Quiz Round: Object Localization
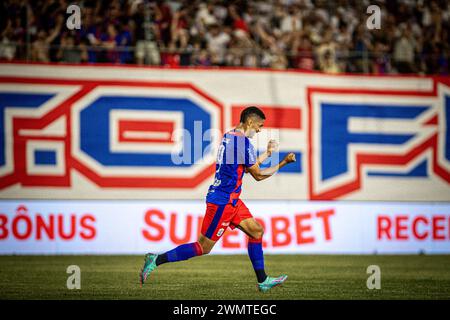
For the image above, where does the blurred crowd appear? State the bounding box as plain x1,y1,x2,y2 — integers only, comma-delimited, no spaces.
0,0,449,75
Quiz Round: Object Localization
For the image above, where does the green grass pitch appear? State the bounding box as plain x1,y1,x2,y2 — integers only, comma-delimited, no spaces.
1,255,449,299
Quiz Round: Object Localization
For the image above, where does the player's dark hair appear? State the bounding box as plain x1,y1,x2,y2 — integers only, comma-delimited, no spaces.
240,106,266,123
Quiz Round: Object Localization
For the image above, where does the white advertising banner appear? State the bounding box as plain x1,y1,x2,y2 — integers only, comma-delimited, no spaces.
0,200,449,255
0,63,449,201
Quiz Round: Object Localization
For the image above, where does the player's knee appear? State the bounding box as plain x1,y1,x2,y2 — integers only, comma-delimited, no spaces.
253,224,264,240
198,240,213,255
200,243,212,255
255,229,264,240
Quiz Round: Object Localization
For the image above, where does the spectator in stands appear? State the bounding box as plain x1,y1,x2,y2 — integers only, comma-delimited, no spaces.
116,22,133,64
170,4,192,66
351,25,373,73
154,0,173,47
371,40,391,75
57,32,87,63
161,41,180,67
270,49,288,70
318,49,339,74
192,40,211,66
171,5,190,50
316,28,340,73
131,1,160,65
0,19,17,61
100,23,120,63
31,14,63,62
291,34,314,70
193,49,211,66
206,23,230,66
280,4,302,35
196,2,218,34
393,25,416,74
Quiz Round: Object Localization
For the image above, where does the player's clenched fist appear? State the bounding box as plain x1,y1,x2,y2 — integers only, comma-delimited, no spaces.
267,139,278,156
284,152,296,163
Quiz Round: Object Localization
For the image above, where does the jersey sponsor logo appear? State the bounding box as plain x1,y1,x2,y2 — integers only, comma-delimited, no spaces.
0,77,223,190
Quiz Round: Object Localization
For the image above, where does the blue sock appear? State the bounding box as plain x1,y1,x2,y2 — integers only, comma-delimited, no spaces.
157,242,203,265
248,238,267,283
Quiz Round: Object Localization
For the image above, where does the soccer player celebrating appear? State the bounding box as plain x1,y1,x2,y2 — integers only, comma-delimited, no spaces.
140,106,296,292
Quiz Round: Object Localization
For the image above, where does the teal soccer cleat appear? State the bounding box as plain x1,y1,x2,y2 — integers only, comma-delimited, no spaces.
139,253,158,286
258,275,288,293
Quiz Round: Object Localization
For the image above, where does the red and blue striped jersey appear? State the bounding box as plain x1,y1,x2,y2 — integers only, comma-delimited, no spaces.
206,129,257,206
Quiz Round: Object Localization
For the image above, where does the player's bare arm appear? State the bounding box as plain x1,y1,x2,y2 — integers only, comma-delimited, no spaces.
247,152,296,181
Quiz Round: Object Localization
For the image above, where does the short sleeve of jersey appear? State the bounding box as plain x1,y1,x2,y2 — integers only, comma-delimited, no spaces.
241,137,257,168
